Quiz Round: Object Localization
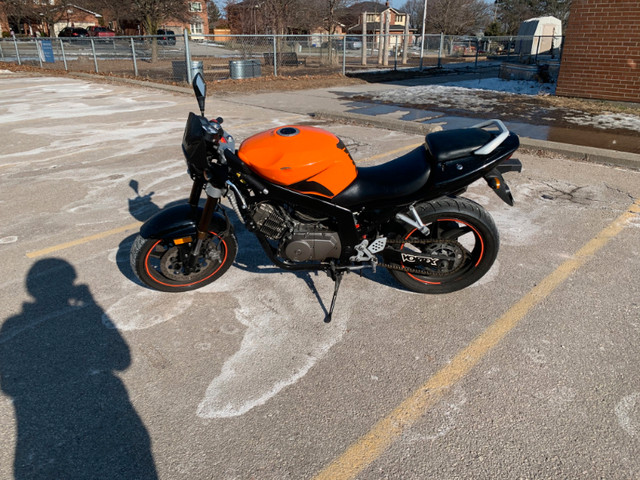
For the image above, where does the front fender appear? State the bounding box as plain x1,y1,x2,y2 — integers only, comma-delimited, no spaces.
139,204,231,240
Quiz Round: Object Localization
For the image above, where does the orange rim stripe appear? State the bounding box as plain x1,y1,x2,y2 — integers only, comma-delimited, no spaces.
144,232,228,288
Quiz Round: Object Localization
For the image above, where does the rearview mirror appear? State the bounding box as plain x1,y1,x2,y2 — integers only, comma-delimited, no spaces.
192,73,206,116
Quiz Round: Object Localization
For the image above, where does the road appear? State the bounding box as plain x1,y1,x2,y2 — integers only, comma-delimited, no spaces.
1,71,639,479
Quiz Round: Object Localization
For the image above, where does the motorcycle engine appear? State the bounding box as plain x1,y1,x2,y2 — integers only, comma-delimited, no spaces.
251,202,341,262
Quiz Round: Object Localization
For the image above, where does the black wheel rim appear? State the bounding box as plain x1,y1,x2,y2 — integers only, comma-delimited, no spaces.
144,233,228,288
400,218,485,285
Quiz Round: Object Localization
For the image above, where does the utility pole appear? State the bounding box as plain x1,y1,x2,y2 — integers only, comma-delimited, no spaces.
419,0,427,70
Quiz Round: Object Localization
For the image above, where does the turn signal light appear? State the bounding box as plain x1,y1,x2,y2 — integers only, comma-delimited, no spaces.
173,236,193,245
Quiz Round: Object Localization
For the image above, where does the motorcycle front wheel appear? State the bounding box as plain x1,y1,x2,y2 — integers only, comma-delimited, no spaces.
385,197,499,294
130,231,237,292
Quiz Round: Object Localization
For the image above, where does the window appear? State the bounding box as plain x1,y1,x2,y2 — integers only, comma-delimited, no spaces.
189,2,202,12
190,22,204,34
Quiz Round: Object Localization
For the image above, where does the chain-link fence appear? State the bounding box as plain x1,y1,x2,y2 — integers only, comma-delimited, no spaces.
0,32,563,84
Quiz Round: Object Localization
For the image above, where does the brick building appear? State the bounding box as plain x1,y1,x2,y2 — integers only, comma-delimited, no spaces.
0,1,208,39
556,0,640,103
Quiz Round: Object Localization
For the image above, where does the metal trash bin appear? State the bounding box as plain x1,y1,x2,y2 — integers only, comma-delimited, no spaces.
229,59,261,79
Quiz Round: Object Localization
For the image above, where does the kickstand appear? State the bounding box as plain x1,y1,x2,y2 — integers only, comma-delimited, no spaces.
325,266,344,324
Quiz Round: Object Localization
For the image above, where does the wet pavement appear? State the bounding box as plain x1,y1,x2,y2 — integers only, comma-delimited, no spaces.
340,75,640,155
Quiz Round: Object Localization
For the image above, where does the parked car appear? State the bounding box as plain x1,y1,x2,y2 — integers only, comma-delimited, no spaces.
58,27,89,40
87,26,115,40
345,36,363,50
323,36,363,50
156,29,176,46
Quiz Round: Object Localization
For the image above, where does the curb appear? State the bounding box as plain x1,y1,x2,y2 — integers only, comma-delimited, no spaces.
313,110,443,136
69,72,192,95
314,111,640,171
517,137,640,171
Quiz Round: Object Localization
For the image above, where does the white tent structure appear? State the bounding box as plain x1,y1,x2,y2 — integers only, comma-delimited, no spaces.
515,16,562,56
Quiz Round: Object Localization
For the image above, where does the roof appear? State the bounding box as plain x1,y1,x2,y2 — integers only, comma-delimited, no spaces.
64,4,102,18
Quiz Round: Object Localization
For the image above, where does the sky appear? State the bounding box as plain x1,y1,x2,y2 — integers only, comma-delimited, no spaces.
388,0,494,9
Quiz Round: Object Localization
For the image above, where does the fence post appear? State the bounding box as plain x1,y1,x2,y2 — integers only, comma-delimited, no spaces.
507,36,512,61
402,24,409,65
419,0,427,70
342,35,346,75
131,37,138,77
0,42,4,60
377,16,383,65
59,39,68,71
90,38,98,73
382,12,390,66
438,33,444,68
394,41,398,70
184,30,193,84
272,35,277,77
361,12,367,66
13,36,21,65
36,39,43,68
474,38,479,71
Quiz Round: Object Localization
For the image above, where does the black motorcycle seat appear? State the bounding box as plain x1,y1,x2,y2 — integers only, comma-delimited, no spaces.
426,128,494,163
331,145,430,208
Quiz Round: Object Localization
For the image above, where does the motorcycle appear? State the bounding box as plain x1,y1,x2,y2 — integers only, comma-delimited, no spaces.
130,73,522,322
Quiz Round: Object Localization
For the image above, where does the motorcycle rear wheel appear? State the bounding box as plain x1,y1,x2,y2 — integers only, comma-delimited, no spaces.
385,197,499,294
130,231,237,292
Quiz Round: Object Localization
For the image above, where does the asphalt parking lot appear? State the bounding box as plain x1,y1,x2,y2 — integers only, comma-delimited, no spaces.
1,71,640,479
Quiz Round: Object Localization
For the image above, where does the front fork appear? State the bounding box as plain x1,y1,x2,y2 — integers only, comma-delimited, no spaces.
185,179,220,271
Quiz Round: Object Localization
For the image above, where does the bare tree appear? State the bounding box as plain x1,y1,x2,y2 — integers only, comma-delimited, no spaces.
425,0,490,35
261,0,299,34
495,0,571,35
75,0,132,34
1,0,39,34
129,0,192,61
207,0,221,28
399,0,423,29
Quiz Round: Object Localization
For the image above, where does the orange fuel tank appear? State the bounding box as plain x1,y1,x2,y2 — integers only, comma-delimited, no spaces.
237,125,357,198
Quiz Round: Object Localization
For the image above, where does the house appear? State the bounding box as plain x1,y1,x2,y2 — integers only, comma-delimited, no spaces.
347,2,412,48
105,1,209,39
0,1,208,39
181,1,209,39
51,5,102,36
0,2,101,37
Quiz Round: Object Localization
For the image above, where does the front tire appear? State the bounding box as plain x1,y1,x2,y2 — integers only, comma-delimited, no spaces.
130,231,237,292
384,197,499,294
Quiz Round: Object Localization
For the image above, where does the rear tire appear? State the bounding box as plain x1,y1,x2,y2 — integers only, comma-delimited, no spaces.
384,197,499,294
130,231,237,292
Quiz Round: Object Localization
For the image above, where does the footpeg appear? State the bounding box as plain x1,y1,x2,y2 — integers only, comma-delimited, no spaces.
350,237,387,262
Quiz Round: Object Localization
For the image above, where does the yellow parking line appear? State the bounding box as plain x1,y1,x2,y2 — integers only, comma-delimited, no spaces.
26,221,142,259
313,199,640,480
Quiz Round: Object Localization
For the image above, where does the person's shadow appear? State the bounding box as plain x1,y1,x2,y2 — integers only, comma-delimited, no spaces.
0,258,158,479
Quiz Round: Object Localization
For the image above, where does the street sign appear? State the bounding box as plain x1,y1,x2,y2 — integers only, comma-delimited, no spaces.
39,40,55,63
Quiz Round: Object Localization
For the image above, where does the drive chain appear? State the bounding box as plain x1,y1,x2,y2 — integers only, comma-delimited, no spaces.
380,238,467,277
